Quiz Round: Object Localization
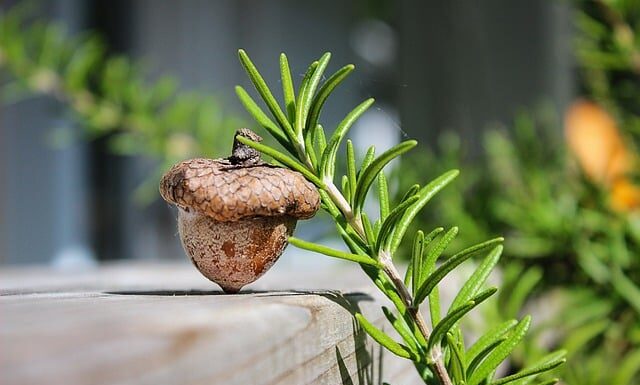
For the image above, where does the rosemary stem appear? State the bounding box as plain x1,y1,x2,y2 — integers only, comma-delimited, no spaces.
323,178,453,385
323,180,366,239
382,255,453,385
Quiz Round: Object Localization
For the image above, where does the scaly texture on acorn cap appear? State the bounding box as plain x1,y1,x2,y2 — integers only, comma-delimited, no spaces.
159,129,320,222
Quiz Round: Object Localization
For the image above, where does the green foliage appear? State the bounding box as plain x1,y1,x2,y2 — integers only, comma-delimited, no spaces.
389,8,640,382
235,50,564,385
398,110,640,384
575,0,640,147
0,4,242,202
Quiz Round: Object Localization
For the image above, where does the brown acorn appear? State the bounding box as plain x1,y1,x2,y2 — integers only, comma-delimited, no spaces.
159,129,320,293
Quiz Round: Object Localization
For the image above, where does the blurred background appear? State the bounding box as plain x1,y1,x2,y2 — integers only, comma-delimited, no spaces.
1,1,639,383
0,0,575,266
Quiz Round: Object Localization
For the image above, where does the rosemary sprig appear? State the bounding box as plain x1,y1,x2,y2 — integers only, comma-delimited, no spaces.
235,49,565,385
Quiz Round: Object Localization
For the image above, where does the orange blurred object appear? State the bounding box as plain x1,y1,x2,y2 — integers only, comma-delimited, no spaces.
611,179,640,212
564,100,634,186
565,100,639,212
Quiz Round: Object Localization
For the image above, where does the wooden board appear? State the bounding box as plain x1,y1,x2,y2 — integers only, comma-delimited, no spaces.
0,262,423,385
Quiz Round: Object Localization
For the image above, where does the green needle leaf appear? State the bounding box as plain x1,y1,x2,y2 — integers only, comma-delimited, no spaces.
377,171,390,220
360,145,376,171
423,227,446,244
279,53,296,123
449,245,503,312
467,320,518,364
489,350,566,385
361,212,375,244
235,136,323,187
420,227,459,285
341,175,351,199
375,195,420,253
407,227,443,293
373,218,382,238
306,63,355,135
288,237,380,267
404,256,414,288
422,234,454,325
382,306,420,352
298,52,330,136
430,301,475,351
346,140,357,204
315,124,327,155
468,316,532,385
353,140,417,213
336,222,368,255
390,169,459,253
355,313,418,360
535,380,559,385
467,337,507,377
238,49,295,140
304,126,318,167
428,287,442,327
235,85,294,153
427,288,497,351
321,98,375,179
401,184,420,202
295,61,318,137
341,221,370,251
410,230,425,295
447,332,467,380
414,237,504,305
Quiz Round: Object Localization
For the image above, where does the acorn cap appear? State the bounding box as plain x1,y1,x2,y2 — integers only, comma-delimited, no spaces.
159,129,320,222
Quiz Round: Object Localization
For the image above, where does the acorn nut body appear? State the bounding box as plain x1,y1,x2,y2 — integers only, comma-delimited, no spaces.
159,129,320,293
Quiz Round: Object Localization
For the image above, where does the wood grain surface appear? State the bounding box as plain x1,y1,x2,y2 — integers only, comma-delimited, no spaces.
0,262,423,385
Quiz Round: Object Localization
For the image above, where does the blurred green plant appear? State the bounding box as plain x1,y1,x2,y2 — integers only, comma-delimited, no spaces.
0,3,242,202
576,0,640,147
393,1,640,378
398,109,640,384
391,2,640,383
234,49,565,385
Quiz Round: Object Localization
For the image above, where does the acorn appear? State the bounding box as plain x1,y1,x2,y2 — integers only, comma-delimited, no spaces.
159,129,320,293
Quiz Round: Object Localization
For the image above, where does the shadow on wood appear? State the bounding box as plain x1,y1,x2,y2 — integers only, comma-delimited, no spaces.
323,291,384,385
104,289,375,298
